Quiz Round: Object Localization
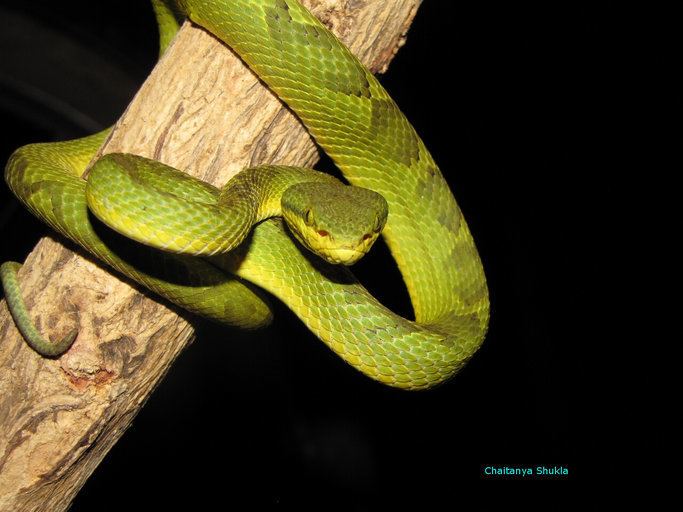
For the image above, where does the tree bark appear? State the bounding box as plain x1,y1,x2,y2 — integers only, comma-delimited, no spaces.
0,1,420,509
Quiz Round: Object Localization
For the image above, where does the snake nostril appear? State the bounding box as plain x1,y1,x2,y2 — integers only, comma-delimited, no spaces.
362,233,372,241
317,229,329,237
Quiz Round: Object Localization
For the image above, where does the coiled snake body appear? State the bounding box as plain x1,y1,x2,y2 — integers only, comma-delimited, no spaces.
2,0,489,390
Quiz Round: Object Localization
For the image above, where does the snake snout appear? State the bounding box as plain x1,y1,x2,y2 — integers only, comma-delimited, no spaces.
317,247,365,266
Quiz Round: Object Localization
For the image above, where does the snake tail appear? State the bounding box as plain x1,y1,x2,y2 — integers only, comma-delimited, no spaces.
1,262,77,357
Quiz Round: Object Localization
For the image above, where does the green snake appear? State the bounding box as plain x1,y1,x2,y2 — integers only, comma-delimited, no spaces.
1,0,489,390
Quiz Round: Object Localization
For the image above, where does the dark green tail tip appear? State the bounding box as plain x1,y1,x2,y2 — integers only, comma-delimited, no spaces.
2,260,78,358
30,328,78,358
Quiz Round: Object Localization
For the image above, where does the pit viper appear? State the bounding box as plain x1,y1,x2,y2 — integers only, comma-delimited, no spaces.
1,0,489,390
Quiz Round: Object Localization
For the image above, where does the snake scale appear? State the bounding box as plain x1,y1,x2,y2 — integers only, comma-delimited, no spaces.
1,0,489,390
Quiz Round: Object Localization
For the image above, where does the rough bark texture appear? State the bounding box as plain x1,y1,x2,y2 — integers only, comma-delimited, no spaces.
0,1,420,509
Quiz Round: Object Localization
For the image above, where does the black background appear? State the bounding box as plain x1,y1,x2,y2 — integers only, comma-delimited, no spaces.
0,1,634,510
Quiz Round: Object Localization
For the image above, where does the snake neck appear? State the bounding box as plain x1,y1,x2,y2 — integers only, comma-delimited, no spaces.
218,165,340,222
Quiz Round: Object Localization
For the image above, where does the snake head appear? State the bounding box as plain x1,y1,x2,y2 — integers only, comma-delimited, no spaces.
281,182,388,265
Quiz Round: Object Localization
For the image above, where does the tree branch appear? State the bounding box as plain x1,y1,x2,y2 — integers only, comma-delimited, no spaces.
0,1,420,509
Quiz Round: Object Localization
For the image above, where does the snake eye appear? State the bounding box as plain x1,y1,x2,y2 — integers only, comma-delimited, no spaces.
305,209,314,226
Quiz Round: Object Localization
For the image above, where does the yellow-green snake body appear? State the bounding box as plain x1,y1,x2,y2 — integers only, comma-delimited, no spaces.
2,0,489,390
